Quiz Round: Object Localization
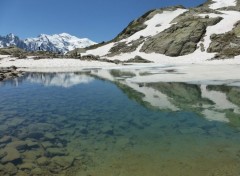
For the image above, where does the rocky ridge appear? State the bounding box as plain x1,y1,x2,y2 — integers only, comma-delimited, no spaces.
83,0,240,60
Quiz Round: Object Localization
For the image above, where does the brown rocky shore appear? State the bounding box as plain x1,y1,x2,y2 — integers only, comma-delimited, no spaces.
0,66,24,81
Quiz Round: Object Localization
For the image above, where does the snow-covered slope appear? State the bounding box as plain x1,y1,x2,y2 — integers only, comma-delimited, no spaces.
0,33,96,54
83,0,240,63
209,0,237,10
24,33,96,54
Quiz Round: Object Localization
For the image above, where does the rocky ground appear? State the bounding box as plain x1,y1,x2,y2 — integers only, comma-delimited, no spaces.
0,66,24,81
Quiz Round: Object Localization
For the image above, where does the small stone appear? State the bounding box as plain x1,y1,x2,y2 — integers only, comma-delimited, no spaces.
179,127,204,134
51,156,74,168
101,125,114,135
4,163,18,175
27,132,44,139
0,163,4,171
25,140,39,148
6,140,27,150
46,148,67,157
0,150,7,159
115,137,130,148
41,141,54,149
0,136,12,144
1,147,21,163
6,118,25,128
36,157,49,166
19,162,36,170
15,170,29,176
31,168,43,175
22,150,42,160
44,132,55,140
19,163,36,170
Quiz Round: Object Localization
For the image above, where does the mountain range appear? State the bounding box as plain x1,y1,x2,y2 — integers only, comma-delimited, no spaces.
0,33,96,54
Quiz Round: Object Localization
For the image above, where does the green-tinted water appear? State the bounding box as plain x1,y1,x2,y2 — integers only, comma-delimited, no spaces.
0,71,240,176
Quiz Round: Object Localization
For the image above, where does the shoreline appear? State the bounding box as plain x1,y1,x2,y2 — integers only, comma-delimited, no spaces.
1,55,240,86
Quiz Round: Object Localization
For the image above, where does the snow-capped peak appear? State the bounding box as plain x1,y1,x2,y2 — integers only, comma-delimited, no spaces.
6,33,16,39
24,33,97,53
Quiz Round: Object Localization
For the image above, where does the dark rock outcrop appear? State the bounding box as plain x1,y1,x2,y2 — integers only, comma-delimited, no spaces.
125,55,152,63
0,66,24,81
208,21,240,59
140,17,222,56
107,38,145,57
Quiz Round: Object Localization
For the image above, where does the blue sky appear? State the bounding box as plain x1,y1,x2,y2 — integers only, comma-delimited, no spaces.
0,0,206,42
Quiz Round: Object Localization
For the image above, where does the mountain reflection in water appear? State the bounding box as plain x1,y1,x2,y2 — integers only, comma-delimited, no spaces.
5,70,239,125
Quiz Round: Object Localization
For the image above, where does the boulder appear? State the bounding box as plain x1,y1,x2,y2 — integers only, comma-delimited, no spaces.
126,55,152,63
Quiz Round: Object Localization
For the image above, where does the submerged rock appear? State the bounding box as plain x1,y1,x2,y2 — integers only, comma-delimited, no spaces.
46,148,68,157
36,156,50,166
41,141,55,149
25,140,39,148
51,156,75,169
19,162,36,170
1,147,21,163
44,132,55,140
6,140,27,151
0,136,12,144
3,163,18,175
31,167,43,175
22,150,42,161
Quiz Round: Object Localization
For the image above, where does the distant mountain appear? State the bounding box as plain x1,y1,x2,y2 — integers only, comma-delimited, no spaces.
0,33,27,49
24,33,97,54
0,33,96,53
83,0,240,60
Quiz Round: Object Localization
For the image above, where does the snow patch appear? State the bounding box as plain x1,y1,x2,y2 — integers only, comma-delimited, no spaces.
124,8,188,42
84,43,115,57
199,11,240,50
209,0,236,10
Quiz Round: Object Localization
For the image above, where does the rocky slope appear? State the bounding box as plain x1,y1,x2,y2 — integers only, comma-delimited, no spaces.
83,0,240,61
0,33,96,54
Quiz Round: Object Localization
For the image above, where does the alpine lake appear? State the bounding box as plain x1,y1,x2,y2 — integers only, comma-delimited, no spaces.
0,67,240,176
